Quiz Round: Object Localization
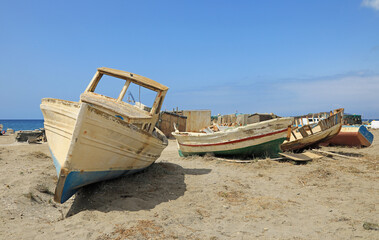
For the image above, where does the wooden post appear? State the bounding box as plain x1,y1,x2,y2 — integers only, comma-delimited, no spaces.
117,80,131,102
85,71,103,92
286,126,292,141
150,91,161,115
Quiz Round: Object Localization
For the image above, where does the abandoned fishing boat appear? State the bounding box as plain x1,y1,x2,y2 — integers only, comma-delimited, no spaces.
172,117,293,158
280,108,344,152
321,125,373,147
40,67,169,203
320,113,373,147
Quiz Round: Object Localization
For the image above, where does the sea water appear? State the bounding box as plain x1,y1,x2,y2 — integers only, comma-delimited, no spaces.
0,119,44,131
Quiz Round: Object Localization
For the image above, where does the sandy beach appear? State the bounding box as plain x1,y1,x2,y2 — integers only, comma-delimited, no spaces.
0,131,378,239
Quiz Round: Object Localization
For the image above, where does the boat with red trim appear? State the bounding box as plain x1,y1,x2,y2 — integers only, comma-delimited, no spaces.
172,117,293,158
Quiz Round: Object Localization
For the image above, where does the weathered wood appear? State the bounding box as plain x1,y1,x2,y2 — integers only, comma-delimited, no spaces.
85,72,103,92
305,125,313,134
279,152,312,161
298,127,308,137
286,126,292,140
311,149,361,160
81,92,151,119
41,67,169,204
117,80,131,102
220,157,284,163
158,111,187,138
281,109,344,152
301,151,322,159
97,67,169,92
291,131,298,139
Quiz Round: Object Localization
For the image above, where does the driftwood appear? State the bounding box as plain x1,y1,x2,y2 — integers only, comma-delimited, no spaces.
311,149,362,160
214,157,285,163
279,151,323,162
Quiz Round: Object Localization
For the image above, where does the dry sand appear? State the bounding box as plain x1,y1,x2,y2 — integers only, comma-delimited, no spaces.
0,131,378,239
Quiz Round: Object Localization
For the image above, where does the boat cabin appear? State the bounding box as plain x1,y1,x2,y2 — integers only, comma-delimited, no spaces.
80,67,168,133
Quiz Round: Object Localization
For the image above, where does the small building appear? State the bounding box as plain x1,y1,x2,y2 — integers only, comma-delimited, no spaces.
158,111,187,138
214,113,280,126
236,114,249,125
247,113,279,124
216,114,238,125
180,110,211,132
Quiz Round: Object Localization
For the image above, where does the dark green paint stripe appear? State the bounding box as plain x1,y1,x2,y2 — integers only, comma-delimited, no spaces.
179,137,286,158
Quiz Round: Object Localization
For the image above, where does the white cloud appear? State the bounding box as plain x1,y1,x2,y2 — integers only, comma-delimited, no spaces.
165,72,379,118
362,0,379,10
277,74,379,118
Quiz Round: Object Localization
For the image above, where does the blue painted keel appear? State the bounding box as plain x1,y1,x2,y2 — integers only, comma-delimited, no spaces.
59,168,146,203
358,125,374,145
49,147,150,203
49,148,61,176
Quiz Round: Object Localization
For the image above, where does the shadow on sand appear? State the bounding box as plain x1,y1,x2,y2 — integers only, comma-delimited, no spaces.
66,162,211,217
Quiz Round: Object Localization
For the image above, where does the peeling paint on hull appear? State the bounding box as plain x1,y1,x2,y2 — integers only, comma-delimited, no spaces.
41,99,167,203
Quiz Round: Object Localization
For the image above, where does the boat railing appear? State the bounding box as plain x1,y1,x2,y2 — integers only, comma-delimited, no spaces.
318,110,343,131
290,108,344,139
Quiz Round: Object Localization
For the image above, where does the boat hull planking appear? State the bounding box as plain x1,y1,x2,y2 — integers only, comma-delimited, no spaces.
173,118,293,158
41,99,167,203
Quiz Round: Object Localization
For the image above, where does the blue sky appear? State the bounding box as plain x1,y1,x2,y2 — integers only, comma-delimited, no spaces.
1,0,379,119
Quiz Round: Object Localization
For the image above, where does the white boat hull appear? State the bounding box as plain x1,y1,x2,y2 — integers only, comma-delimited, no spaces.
41,98,168,203
172,118,293,158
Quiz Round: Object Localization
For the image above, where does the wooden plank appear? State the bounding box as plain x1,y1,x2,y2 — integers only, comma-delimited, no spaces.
305,125,313,134
279,152,312,161
286,126,292,140
97,67,169,92
85,72,103,92
311,149,362,160
302,151,322,159
291,130,298,139
222,157,284,163
299,127,308,137
117,80,131,102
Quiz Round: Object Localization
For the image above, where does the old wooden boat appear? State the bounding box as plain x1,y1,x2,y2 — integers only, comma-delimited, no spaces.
172,117,293,158
280,108,344,152
40,67,169,203
321,125,373,147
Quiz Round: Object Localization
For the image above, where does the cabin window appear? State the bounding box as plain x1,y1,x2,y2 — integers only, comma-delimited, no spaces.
93,75,126,99
90,74,159,113
122,82,157,112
